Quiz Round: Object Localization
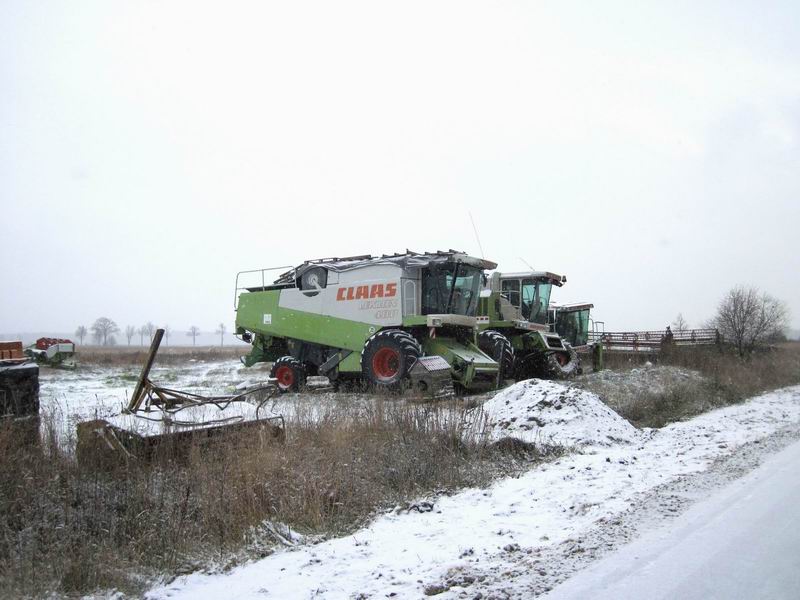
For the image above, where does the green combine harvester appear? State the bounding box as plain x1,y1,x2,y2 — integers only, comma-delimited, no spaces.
234,251,501,396
476,271,581,380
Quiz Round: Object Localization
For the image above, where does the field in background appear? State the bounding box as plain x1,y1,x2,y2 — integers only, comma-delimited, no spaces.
3,332,250,348
76,345,247,366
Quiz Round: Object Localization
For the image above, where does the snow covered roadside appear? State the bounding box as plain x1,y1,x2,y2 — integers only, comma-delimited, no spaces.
147,383,800,600
544,436,800,600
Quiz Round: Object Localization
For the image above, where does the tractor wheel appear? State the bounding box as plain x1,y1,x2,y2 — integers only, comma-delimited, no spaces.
270,356,306,392
478,330,514,381
361,329,422,389
546,343,580,379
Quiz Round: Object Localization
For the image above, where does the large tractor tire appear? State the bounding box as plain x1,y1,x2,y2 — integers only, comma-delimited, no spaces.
270,356,307,392
546,343,580,379
361,329,422,389
478,330,514,381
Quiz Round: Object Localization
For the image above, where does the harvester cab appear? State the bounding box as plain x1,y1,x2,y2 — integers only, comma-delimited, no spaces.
482,271,565,327
477,270,580,380
549,303,594,350
234,250,501,396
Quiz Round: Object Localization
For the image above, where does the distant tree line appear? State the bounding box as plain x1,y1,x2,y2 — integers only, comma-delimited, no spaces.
73,319,230,347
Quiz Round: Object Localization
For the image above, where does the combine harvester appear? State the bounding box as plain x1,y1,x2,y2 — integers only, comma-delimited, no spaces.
549,303,595,350
549,302,605,372
476,270,583,380
235,250,501,396
77,330,284,466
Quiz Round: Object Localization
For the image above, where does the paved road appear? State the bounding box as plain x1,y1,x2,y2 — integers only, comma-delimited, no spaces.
546,437,800,600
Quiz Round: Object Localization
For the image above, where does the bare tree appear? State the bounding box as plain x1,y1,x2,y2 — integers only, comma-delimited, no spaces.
137,326,146,346
163,324,171,346
187,326,201,346
74,325,87,345
125,325,136,346
144,322,156,342
710,286,790,357
672,313,689,332
215,322,227,347
90,317,119,346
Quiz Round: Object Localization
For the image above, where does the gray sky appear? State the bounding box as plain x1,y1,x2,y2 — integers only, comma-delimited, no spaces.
2,1,799,336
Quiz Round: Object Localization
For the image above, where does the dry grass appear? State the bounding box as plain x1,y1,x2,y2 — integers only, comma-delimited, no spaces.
594,343,800,428
0,402,542,598
76,345,247,366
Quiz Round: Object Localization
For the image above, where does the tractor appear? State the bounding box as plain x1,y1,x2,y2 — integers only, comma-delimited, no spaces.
476,271,580,380
234,251,501,395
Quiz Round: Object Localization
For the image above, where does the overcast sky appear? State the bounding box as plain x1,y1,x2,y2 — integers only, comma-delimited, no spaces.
2,1,799,337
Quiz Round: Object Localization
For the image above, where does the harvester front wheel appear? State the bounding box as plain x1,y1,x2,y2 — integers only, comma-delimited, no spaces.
362,329,422,389
478,330,514,381
271,356,306,392
546,343,580,379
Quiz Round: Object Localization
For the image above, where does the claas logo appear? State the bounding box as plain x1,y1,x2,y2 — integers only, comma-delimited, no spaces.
336,283,397,301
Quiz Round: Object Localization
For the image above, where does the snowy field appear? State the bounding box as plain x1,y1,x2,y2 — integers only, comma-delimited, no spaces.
39,360,393,446
37,362,800,599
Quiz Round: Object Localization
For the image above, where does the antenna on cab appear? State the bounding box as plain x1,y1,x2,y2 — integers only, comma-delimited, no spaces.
469,212,485,259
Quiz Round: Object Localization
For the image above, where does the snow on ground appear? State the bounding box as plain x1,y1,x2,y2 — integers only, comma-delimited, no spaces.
38,360,247,445
545,437,800,600
478,379,640,447
147,383,800,600
575,364,709,411
38,360,378,447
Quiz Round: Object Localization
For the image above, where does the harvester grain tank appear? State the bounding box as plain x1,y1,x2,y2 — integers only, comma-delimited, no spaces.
234,251,501,395
476,271,580,379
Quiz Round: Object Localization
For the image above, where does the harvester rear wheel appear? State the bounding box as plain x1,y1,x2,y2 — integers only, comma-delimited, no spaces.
270,356,306,392
362,329,422,389
478,330,514,381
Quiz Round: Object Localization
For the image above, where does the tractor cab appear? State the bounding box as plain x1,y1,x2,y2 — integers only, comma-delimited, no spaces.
550,303,594,348
484,271,566,326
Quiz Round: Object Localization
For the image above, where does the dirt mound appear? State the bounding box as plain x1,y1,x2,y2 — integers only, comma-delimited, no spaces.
477,379,640,447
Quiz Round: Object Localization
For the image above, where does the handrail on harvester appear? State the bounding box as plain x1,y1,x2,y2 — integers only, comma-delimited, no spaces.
234,265,294,309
